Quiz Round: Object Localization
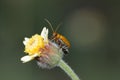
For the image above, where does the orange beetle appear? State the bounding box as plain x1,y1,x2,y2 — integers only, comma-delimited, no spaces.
45,19,70,54
51,32,70,48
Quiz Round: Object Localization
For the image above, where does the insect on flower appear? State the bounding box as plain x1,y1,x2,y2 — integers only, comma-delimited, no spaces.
21,20,70,68
45,19,70,54
21,27,64,69
20,21,80,80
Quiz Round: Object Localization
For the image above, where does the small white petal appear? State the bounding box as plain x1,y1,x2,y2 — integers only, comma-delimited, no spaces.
21,55,33,63
41,27,46,37
21,54,39,63
23,37,29,45
25,37,29,41
23,41,26,45
46,29,48,38
44,29,48,42
40,27,48,42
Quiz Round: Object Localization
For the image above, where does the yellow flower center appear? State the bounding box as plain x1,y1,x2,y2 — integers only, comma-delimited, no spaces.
24,34,44,56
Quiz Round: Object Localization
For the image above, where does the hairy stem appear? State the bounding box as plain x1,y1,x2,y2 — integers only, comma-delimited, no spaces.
58,60,80,80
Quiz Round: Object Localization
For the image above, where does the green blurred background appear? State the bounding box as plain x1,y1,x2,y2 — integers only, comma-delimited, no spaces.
0,0,120,80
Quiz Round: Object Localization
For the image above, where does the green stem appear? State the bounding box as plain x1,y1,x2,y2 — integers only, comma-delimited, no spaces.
58,59,80,80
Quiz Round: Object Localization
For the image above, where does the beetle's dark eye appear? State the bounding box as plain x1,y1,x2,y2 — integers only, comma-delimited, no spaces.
53,32,57,37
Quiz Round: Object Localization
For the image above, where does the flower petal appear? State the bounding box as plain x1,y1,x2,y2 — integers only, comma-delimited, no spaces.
23,37,29,45
41,27,46,38
21,53,40,63
40,27,48,42
21,55,33,63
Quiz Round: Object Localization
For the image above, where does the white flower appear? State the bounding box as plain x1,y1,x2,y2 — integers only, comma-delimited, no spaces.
21,27,49,63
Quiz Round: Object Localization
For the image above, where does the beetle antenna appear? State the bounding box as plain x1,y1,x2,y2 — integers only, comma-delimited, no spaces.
44,19,54,32
55,22,62,32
